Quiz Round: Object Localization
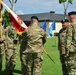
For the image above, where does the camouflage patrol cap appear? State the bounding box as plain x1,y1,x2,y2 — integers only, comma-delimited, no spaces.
31,16,39,21
68,11,76,16
61,19,69,23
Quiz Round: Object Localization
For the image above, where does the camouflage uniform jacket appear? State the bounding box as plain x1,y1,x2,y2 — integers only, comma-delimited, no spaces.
66,21,76,54
22,24,46,53
4,26,18,49
19,31,27,53
58,28,67,54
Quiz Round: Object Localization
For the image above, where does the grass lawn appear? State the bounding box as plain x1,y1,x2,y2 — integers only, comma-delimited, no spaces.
0,37,62,75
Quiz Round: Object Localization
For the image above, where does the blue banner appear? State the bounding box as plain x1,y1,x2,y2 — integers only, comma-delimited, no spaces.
42,20,46,31
49,20,56,37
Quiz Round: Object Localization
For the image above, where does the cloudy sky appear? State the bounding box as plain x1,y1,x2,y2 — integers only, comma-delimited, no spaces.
4,0,76,15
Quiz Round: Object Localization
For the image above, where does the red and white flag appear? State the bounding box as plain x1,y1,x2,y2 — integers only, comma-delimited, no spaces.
0,1,28,35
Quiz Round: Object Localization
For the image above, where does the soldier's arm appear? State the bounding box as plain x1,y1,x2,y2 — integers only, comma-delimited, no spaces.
42,31,46,45
4,26,9,50
66,25,73,55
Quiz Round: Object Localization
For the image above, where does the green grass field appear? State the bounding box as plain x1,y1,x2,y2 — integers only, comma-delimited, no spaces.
0,37,62,75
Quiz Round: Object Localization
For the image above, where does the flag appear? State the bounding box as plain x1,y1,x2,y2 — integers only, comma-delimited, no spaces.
49,20,56,37
0,1,28,35
42,20,46,31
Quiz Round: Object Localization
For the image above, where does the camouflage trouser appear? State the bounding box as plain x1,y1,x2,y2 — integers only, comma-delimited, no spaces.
20,52,43,75
5,45,18,71
60,54,69,75
65,52,76,75
0,43,4,71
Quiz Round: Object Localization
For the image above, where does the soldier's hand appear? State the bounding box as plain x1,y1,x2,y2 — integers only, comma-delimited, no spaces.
0,38,4,42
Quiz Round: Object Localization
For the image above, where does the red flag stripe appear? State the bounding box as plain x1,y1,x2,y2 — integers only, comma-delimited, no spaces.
9,13,26,32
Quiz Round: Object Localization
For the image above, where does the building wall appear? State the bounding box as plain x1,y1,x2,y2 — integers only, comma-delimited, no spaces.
39,21,62,37
56,22,62,32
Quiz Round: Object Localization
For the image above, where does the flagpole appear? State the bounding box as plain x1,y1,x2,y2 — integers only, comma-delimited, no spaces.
44,49,55,63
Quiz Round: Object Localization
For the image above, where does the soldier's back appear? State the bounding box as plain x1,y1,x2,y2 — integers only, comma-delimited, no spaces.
26,24,45,52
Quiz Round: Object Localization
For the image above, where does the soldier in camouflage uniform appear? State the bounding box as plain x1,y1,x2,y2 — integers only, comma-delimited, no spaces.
20,16,46,75
65,11,76,75
4,22,19,75
58,19,69,75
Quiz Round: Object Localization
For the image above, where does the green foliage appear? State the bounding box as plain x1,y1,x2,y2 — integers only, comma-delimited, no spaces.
59,0,73,4
68,0,73,4
3,10,11,26
59,0,67,3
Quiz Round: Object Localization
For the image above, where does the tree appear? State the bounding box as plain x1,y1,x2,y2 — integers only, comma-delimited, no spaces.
3,10,11,26
59,0,73,18
9,0,17,11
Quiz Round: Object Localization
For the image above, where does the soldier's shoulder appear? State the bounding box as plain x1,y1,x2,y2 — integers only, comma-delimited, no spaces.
67,24,73,29
66,24,74,33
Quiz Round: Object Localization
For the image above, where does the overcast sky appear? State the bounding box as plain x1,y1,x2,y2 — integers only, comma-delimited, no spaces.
4,0,76,15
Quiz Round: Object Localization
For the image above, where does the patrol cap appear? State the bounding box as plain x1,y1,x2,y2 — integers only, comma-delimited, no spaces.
61,19,69,23
31,16,39,21
68,11,76,16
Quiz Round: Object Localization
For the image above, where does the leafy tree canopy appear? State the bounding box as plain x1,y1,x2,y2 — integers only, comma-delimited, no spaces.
3,10,11,26
59,0,73,4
